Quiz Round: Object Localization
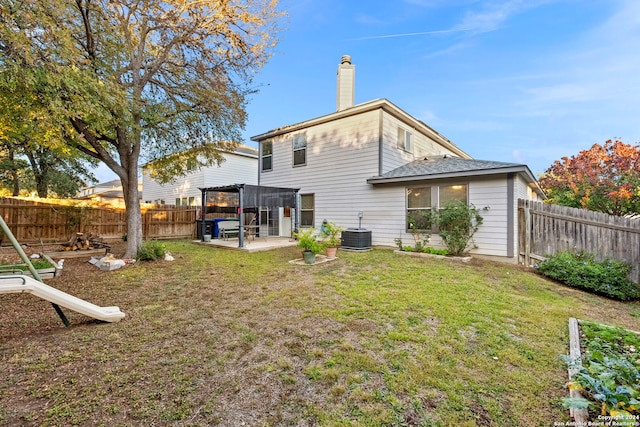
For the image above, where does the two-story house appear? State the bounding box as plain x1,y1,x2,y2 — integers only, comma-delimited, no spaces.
142,144,258,206
251,55,544,259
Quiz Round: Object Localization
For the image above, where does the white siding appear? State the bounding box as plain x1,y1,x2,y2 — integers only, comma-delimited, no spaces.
260,110,399,233
380,111,460,174
386,177,510,256
257,106,540,259
261,114,519,256
468,177,510,257
142,153,258,205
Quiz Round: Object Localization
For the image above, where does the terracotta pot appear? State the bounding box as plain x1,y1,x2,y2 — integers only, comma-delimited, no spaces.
325,247,337,258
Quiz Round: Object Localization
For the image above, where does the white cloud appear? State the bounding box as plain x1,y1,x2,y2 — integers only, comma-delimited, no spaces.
453,0,555,34
349,27,473,41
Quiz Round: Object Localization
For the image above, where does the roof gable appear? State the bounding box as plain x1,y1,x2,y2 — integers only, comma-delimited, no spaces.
250,98,471,159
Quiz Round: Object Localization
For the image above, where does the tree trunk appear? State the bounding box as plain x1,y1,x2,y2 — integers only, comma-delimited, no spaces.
24,148,49,198
8,150,19,196
123,173,142,259
118,127,143,259
35,177,48,198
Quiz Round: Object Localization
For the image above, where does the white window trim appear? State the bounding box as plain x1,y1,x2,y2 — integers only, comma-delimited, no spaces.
293,134,307,167
299,193,314,227
397,127,412,153
261,141,273,172
405,184,469,231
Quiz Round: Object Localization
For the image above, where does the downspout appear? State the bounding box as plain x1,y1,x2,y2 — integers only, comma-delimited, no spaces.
378,108,384,176
200,188,206,241
257,145,261,186
294,189,299,234
507,173,515,258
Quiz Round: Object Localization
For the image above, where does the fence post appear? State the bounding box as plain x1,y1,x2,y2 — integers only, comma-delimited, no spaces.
524,201,531,267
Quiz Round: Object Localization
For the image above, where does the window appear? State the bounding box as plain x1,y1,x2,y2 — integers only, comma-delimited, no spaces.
406,184,468,230
186,157,197,172
397,127,412,152
439,184,467,207
300,194,314,227
407,186,432,230
261,141,272,172
293,134,306,166
175,197,195,206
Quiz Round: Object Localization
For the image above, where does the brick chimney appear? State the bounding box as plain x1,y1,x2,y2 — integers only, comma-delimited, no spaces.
336,55,355,111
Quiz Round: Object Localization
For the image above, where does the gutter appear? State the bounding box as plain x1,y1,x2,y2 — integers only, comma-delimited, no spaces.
367,165,546,198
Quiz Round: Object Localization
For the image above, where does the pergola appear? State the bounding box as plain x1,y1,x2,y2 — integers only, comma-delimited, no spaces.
199,184,299,248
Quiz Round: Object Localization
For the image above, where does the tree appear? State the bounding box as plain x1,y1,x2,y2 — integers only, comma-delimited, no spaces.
0,0,283,257
0,144,29,195
0,70,98,197
539,140,640,216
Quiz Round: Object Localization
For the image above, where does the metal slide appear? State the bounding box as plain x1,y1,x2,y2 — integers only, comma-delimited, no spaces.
0,275,125,323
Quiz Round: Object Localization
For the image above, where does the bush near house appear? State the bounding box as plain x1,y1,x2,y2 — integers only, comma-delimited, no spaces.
422,201,485,256
536,251,639,301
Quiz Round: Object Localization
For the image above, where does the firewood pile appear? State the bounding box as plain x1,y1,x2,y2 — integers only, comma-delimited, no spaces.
63,232,110,251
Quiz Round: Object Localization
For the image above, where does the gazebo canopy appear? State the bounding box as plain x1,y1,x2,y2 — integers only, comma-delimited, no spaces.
199,184,299,247
200,184,299,209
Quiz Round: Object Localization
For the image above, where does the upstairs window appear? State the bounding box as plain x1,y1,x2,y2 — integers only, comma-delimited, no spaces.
175,197,196,206
186,157,197,172
261,141,273,172
293,134,307,166
397,127,412,152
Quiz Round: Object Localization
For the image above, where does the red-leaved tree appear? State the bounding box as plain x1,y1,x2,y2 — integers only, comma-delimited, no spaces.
538,139,640,216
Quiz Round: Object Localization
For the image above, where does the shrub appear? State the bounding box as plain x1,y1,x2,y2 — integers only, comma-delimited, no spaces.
408,224,430,252
394,237,403,250
536,251,639,301
293,228,324,254
422,247,449,256
423,201,485,256
136,240,167,261
319,221,344,247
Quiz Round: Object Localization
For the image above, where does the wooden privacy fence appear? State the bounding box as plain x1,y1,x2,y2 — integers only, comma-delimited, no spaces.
0,198,198,243
518,199,640,283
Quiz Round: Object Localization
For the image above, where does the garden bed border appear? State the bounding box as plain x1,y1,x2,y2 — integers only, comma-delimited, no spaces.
394,249,472,263
567,317,589,424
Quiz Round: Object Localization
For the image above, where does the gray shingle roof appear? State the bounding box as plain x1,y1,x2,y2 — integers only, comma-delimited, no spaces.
367,156,535,185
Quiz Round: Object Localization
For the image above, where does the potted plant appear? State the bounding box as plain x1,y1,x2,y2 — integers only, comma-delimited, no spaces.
320,220,344,258
293,228,323,264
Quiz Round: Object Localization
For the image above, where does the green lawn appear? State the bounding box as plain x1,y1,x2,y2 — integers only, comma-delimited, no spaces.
1,241,638,426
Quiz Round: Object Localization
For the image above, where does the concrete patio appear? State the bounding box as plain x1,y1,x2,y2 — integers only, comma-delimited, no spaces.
194,236,298,253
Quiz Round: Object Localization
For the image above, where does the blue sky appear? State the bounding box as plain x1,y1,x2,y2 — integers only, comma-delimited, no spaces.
242,0,640,175
97,0,640,182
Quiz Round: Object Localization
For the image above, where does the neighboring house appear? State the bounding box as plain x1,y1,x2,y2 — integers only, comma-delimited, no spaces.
76,179,141,206
142,144,258,206
251,55,544,259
